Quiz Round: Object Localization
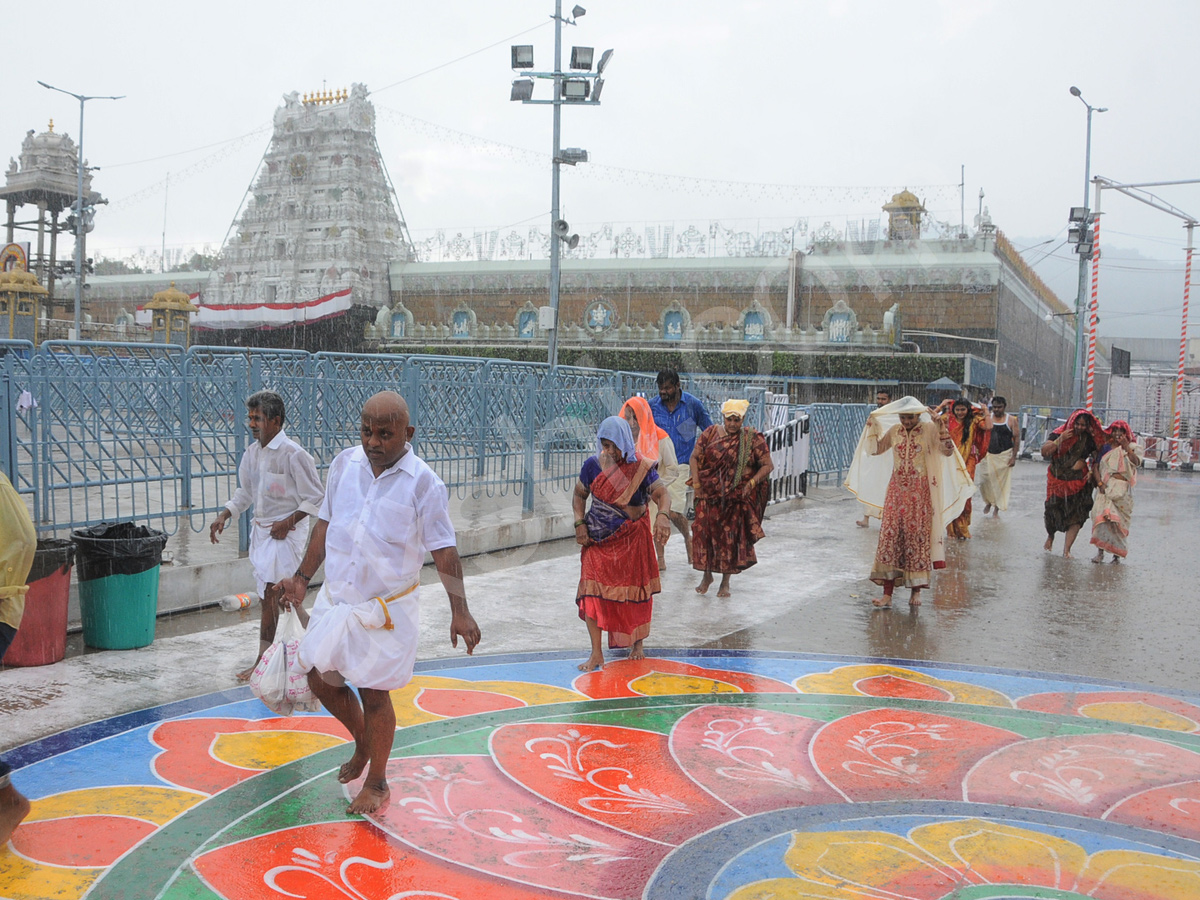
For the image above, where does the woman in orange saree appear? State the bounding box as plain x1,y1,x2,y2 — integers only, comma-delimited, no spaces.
939,398,991,540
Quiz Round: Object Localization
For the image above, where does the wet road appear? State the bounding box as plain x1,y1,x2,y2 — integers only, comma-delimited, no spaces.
711,461,1200,691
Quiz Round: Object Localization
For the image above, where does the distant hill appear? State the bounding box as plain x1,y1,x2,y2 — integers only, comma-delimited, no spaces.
1014,236,1190,341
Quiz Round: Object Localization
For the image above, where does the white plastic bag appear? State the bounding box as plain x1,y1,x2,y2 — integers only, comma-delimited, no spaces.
249,608,321,715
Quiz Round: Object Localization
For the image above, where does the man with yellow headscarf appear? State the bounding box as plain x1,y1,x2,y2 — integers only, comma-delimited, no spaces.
688,398,773,597
0,471,35,842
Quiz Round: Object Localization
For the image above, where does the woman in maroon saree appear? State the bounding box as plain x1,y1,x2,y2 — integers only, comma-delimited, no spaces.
573,416,672,672
689,399,773,598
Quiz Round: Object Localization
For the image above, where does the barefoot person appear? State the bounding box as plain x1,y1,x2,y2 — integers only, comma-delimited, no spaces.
846,397,972,609
937,397,991,540
1090,420,1143,564
620,395,679,570
979,396,1018,517
649,369,713,562
279,392,480,815
0,471,36,843
210,391,324,681
856,389,892,527
1041,409,1104,559
573,416,672,672
690,399,773,599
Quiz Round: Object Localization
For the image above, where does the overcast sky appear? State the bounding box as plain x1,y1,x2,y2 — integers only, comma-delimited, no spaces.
8,0,1199,338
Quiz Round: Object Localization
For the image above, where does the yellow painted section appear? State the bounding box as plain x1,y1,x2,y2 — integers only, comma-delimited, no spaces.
1084,850,1200,897
390,676,584,725
0,848,100,899
1079,700,1199,733
212,730,346,770
910,817,1088,883
794,664,1013,707
26,786,204,825
628,673,742,695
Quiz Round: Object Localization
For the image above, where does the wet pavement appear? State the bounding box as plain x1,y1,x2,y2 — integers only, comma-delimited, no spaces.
2,460,1200,899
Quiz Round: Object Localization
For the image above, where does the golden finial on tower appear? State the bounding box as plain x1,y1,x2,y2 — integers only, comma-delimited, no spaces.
48,119,54,133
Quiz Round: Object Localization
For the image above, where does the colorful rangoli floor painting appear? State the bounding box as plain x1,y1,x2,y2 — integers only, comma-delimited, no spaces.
6,651,1200,900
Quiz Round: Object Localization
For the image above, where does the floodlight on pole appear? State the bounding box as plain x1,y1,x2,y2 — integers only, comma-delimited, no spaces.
37,80,124,342
511,45,534,68
570,46,594,69
510,79,534,101
508,1,611,371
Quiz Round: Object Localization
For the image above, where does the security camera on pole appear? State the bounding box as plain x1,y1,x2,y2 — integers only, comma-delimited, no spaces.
510,4,612,369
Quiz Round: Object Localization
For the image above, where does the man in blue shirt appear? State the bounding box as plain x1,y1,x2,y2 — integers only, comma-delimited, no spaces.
648,370,713,563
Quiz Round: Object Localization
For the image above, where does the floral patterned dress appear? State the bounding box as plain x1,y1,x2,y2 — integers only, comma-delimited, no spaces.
871,423,940,589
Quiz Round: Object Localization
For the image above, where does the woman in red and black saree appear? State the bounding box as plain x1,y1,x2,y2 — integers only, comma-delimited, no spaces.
689,398,773,599
937,397,992,540
573,416,672,672
1040,408,1105,559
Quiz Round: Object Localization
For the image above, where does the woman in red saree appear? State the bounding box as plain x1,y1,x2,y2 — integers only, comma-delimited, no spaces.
938,398,991,540
689,399,773,598
1040,408,1105,558
573,416,672,672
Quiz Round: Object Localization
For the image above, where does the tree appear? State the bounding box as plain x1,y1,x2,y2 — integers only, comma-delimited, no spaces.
170,252,218,272
94,257,147,275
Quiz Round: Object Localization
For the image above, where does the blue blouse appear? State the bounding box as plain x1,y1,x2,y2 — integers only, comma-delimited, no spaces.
579,456,659,506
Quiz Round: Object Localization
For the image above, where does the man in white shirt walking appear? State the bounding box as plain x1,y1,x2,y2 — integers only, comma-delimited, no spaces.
210,390,325,680
280,391,481,815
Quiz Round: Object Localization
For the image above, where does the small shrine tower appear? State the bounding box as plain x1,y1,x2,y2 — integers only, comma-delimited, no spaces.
883,189,927,241
144,282,198,346
0,122,103,314
0,244,49,343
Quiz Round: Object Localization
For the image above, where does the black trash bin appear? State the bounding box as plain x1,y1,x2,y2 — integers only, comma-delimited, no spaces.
72,522,168,650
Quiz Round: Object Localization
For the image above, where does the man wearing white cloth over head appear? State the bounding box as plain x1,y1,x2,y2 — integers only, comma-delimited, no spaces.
210,390,325,681
280,391,481,815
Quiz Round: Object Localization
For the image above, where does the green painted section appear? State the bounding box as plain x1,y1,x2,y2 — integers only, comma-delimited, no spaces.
79,567,160,649
158,868,222,900
946,886,1087,899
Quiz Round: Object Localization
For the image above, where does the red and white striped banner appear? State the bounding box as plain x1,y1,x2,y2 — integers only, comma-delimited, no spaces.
1085,216,1101,411
1171,241,1193,466
136,288,353,330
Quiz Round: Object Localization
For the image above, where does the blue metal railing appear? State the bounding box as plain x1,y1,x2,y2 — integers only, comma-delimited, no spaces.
1,342,819,535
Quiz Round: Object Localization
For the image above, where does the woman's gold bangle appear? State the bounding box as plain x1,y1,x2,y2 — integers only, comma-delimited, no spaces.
574,519,586,527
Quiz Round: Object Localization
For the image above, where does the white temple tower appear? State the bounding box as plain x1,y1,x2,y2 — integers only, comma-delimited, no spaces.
206,84,412,327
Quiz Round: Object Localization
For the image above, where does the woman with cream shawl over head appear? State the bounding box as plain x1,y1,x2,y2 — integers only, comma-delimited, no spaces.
1090,420,1143,563
572,416,673,672
689,398,773,598
845,396,973,608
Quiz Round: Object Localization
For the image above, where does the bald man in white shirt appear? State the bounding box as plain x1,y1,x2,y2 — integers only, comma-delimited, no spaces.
281,391,480,815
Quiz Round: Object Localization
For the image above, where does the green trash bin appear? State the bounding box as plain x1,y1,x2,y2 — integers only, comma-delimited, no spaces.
72,522,169,650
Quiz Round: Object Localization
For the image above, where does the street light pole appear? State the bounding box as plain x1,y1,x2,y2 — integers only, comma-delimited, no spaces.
38,81,124,341
547,0,565,371
1069,86,1106,407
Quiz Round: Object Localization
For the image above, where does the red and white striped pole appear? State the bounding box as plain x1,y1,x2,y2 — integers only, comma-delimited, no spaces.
1085,212,1101,411
1170,223,1193,467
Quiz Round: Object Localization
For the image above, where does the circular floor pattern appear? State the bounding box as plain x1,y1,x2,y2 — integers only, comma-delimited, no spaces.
5,650,1200,900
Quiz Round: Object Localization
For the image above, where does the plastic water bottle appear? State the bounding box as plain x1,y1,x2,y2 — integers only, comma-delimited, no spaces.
218,592,258,611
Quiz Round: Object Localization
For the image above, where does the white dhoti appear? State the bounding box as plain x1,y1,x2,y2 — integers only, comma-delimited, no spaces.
248,519,310,598
977,453,1014,511
857,500,880,520
295,583,420,691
